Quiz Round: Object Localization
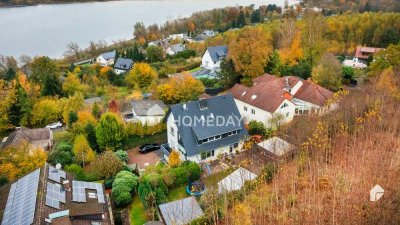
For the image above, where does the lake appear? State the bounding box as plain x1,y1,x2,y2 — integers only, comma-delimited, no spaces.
0,0,295,58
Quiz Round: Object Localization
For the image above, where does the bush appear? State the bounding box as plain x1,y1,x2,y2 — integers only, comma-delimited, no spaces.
104,177,115,189
169,49,196,60
48,149,74,166
115,150,129,163
171,161,201,186
125,122,165,137
112,171,139,207
248,120,267,136
65,164,85,180
0,176,8,188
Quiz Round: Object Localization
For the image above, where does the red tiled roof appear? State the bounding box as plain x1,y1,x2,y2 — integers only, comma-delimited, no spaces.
355,46,382,59
293,80,333,106
252,73,278,85
229,83,289,113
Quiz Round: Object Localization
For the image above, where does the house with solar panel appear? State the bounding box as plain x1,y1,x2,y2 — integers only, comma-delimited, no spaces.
0,164,112,225
162,94,248,163
201,45,227,70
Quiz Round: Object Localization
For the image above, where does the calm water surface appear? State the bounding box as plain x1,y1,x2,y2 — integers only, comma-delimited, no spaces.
0,0,295,58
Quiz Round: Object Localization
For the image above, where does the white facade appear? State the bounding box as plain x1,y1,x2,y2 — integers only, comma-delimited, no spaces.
234,98,296,127
125,114,164,126
114,68,128,75
342,58,367,68
166,112,242,163
96,55,114,66
166,47,177,56
201,50,220,70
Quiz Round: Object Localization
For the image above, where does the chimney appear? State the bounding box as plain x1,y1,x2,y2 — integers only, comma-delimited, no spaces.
285,77,291,93
15,127,21,131
199,99,208,110
183,103,187,111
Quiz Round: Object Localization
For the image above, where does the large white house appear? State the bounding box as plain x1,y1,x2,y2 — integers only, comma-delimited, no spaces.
230,74,334,127
162,94,248,163
122,100,166,125
201,45,227,70
96,50,116,66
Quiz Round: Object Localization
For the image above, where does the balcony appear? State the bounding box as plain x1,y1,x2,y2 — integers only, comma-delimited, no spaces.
161,143,172,157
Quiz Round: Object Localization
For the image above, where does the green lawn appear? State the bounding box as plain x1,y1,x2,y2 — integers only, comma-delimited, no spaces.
167,185,188,201
188,66,201,73
122,131,167,150
130,195,147,225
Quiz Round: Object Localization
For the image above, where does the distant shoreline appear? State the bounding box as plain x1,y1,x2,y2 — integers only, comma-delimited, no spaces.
0,0,119,8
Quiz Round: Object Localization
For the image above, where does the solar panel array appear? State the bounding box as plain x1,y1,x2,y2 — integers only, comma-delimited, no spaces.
45,182,66,209
1,169,40,225
48,165,66,183
72,181,105,203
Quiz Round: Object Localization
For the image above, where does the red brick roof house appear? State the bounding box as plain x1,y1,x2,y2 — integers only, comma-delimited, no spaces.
229,74,334,126
1,127,53,151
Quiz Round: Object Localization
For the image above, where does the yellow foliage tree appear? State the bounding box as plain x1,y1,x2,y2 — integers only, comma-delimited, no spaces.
376,67,400,99
125,63,158,92
125,90,143,101
61,92,84,124
228,26,272,77
157,73,205,104
279,31,304,66
73,110,97,132
73,134,96,165
230,203,252,225
62,72,87,96
0,80,16,132
168,150,182,167
31,97,62,127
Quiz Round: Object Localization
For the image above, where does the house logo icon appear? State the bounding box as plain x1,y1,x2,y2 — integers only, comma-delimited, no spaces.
370,184,384,202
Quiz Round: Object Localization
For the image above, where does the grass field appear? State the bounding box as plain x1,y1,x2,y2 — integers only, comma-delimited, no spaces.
122,131,167,150
129,195,147,225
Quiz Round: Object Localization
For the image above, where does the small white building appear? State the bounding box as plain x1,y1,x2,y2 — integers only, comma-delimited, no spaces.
201,45,227,70
166,44,186,56
114,57,133,74
257,137,293,157
342,58,367,69
96,50,116,66
122,100,166,125
218,167,258,194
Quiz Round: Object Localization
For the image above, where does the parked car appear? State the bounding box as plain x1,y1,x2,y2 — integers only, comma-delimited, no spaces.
46,121,63,129
139,144,160,153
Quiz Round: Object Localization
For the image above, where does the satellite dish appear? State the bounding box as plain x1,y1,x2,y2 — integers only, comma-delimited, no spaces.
56,163,62,170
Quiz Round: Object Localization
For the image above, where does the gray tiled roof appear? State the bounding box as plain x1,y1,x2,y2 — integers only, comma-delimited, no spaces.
169,44,186,54
206,45,227,63
129,100,166,116
114,58,133,70
100,50,116,60
159,197,204,225
168,94,248,157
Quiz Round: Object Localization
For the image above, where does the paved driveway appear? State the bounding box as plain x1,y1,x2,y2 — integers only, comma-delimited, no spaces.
127,148,163,169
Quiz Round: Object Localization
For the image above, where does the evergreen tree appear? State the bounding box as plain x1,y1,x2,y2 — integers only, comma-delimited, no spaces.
68,111,78,127
5,68,16,81
236,11,246,28
41,73,62,96
218,58,241,89
251,9,261,23
85,123,99,152
9,81,31,127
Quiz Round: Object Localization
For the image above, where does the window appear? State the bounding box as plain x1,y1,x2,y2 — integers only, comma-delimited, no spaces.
170,127,175,136
251,109,255,115
201,150,215,160
286,112,290,117
244,106,247,111
251,95,257,100
281,103,288,109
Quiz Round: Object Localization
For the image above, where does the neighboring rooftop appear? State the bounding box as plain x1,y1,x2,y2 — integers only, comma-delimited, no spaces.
1,127,53,150
99,50,116,60
114,58,133,70
206,45,228,63
169,44,186,54
230,83,291,113
83,96,102,105
0,164,111,225
355,46,382,59
257,137,293,157
123,100,166,116
217,167,258,194
159,196,204,225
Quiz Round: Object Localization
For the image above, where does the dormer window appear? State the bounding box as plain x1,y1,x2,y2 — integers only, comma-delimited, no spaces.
241,91,247,96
